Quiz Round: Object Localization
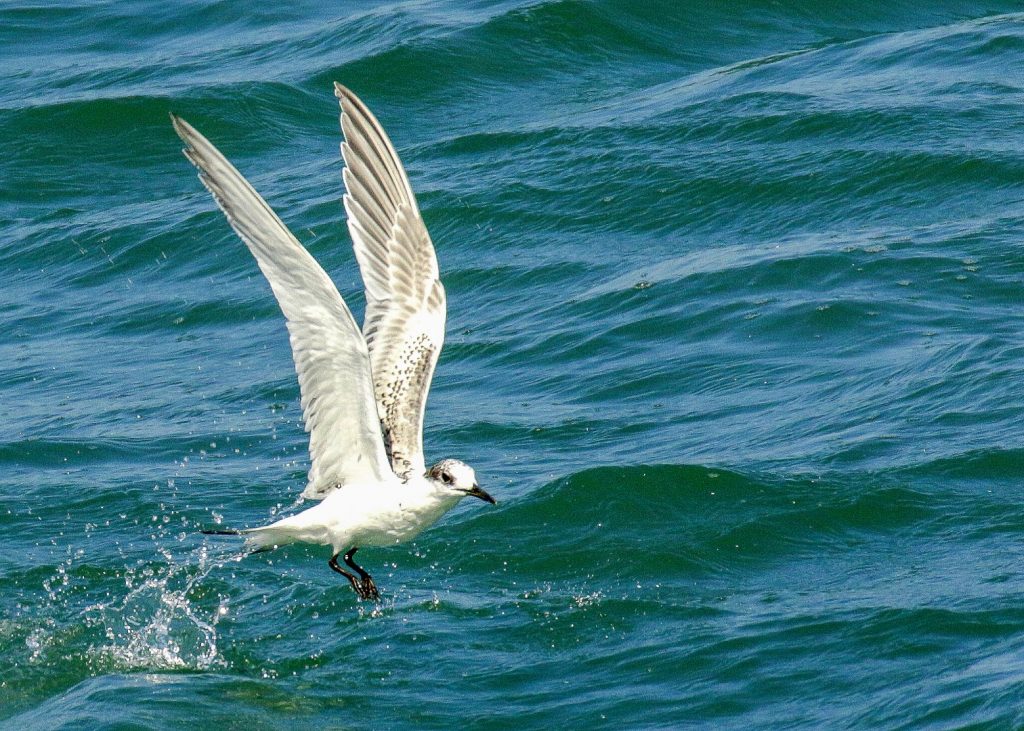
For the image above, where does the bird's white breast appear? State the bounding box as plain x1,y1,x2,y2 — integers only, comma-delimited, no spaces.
309,477,461,551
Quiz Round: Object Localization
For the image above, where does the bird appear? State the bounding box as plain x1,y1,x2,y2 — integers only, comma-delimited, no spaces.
172,83,496,601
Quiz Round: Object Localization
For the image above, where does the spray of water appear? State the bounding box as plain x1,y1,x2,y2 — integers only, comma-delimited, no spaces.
83,545,242,671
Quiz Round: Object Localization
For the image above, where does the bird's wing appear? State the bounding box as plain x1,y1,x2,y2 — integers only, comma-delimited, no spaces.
335,83,446,480
172,114,393,500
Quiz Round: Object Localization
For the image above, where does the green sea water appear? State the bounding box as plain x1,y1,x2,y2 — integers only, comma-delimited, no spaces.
3,1,1024,728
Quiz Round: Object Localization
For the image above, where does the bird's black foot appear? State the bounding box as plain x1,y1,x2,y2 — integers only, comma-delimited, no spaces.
353,575,380,601
329,547,381,602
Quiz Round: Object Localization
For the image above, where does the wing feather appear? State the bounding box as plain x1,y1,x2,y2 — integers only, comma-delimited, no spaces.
334,83,446,480
171,114,393,499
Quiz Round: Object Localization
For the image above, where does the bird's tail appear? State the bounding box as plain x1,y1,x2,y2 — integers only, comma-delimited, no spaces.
200,525,297,553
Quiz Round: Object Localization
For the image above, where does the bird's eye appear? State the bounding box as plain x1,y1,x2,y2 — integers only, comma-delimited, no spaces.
441,472,453,484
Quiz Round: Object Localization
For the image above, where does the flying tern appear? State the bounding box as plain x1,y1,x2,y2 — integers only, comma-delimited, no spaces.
172,83,495,601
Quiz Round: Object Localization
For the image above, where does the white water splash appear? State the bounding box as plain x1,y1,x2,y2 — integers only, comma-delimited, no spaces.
84,545,240,671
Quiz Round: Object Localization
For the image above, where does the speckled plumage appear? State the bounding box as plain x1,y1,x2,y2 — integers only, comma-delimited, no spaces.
339,85,448,482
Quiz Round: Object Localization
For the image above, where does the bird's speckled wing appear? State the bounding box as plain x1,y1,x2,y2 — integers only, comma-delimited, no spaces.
172,114,393,500
335,83,446,480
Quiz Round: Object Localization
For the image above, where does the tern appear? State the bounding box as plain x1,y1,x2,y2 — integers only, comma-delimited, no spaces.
173,83,496,601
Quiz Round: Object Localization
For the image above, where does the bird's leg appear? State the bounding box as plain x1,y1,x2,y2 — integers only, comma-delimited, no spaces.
344,547,380,601
328,553,361,595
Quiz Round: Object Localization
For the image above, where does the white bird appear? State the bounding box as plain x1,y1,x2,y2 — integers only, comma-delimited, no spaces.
172,83,495,601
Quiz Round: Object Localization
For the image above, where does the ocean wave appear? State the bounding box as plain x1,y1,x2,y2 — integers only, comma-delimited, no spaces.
450,464,942,580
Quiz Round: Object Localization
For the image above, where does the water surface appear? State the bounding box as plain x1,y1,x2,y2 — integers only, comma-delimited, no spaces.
3,1,1024,727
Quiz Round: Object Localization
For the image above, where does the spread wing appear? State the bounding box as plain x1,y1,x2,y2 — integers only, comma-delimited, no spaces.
171,114,393,500
335,83,446,480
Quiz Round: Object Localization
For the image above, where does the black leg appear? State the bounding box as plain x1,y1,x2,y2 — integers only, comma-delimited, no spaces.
343,547,370,581
342,547,380,601
329,553,361,594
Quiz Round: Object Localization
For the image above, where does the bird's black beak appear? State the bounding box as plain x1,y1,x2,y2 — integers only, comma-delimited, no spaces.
465,484,496,505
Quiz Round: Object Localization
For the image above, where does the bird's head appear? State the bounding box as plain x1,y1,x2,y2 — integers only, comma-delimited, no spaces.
428,459,495,504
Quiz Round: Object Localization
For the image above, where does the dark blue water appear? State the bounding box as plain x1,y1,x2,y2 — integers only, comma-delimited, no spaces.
3,2,1024,727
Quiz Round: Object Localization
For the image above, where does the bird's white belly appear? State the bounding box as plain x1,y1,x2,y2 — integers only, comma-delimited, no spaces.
316,484,460,550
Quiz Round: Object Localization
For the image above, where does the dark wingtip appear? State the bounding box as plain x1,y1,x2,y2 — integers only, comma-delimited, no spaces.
169,113,194,154
201,528,241,536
